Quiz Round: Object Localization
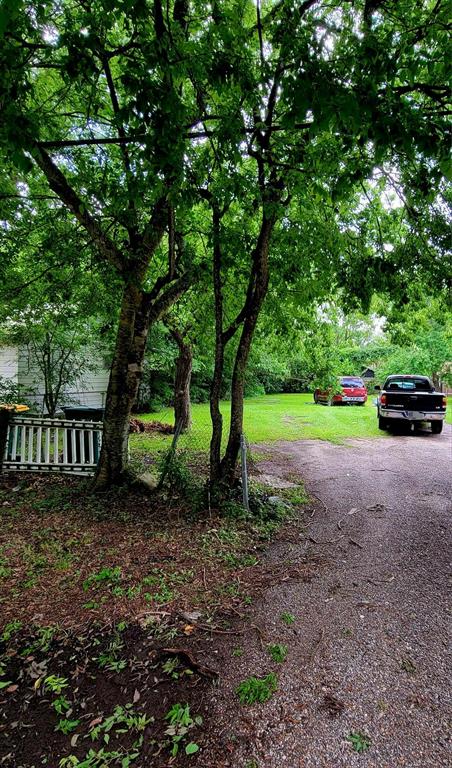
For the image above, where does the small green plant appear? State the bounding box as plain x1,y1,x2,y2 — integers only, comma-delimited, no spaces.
60,747,140,767
280,612,295,626
53,696,71,715
236,673,278,705
267,643,288,663
346,731,371,753
96,633,127,672
232,647,244,658
56,718,80,735
21,625,57,656
164,702,202,757
1,619,22,643
89,703,151,745
83,566,122,592
0,559,11,579
43,675,69,695
162,656,194,681
281,484,309,506
222,552,259,568
162,656,180,680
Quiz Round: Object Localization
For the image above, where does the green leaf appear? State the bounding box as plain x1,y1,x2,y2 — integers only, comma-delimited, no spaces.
185,743,199,755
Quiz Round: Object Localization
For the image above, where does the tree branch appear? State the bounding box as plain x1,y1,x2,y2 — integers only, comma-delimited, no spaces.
31,145,125,273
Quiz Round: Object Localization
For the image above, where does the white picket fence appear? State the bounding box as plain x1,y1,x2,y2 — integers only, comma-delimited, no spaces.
2,416,103,475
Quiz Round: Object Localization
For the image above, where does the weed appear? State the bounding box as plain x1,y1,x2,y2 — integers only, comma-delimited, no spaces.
164,702,202,757
162,656,194,681
83,600,100,610
43,675,69,695
89,703,150,744
267,643,288,663
55,719,80,735
53,696,71,715
21,626,57,656
281,484,309,506
0,555,11,579
222,553,259,568
342,628,353,638
83,566,122,592
59,748,138,767
232,647,244,658
218,581,241,598
1,619,22,643
236,673,278,705
96,633,127,672
280,612,295,626
346,731,371,753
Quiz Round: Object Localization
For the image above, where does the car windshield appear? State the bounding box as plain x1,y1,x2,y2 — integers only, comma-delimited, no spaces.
340,377,364,387
384,378,432,392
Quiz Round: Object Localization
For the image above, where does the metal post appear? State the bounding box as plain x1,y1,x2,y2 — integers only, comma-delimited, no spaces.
240,433,250,512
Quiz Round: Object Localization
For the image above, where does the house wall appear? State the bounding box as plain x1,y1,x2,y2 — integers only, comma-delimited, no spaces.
0,346,19,382
10,346,110,412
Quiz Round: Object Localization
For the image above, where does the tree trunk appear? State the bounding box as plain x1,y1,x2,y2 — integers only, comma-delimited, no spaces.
93,270,194,490
172,330,193,432
219,215,274,486
209,205,225,486
93,282,150,490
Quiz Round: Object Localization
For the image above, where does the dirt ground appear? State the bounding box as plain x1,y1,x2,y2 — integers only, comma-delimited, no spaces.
1,424,450,767
194,424,451,767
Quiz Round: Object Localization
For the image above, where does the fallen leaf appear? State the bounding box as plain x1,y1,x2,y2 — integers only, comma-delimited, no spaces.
6,685,18,693
133,689,140,703
88,717,102,728
184,624,195,635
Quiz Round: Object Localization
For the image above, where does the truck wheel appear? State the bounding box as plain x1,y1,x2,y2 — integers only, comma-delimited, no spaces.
378,416,387,430
431,421,443,434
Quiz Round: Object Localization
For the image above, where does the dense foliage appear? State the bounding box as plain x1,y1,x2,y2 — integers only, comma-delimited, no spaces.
0,0,450,490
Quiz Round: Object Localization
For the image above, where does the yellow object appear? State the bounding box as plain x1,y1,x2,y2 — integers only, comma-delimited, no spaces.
0,403,30,412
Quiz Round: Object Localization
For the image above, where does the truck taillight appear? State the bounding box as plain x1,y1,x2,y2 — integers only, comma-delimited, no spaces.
381,394,387,406
443,396,447,407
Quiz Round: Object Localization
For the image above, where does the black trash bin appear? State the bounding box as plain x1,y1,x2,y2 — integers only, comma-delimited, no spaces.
61,406,104,464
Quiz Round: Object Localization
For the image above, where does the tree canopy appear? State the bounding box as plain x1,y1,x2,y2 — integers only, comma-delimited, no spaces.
0,0,450,490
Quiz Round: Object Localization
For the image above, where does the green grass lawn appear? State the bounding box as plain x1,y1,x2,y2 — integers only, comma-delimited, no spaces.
131,393,385,457
131,392,452,457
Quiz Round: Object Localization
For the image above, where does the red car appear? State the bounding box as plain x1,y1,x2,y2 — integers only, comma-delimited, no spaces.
314,376,368,405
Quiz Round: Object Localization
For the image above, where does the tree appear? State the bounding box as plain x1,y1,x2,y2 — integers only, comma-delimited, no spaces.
186,0,450,491
0,0,216,487
0,195,114,415
378,294,452,385
1,0,450,491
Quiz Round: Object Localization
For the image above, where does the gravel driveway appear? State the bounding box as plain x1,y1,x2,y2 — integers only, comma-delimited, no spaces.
198,425,451,768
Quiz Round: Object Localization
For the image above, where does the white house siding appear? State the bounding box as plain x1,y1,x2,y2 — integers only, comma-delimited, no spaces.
0,346,19,382
4,346,111,412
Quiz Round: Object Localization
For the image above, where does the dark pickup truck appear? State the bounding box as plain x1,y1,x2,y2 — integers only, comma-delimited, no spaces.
376,375,447,434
